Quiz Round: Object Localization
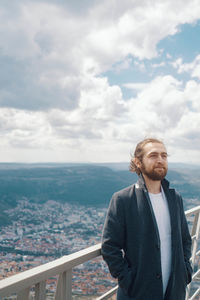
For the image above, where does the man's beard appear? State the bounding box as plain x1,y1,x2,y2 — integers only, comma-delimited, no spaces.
140,163,168,181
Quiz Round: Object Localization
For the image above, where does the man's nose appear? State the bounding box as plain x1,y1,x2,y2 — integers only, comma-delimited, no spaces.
157,155,165,162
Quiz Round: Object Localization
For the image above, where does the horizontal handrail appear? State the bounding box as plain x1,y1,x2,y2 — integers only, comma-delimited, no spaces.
185,205,200,216
189,287,200,300
96,286,118,300
192,269,200,280
0,243,101,297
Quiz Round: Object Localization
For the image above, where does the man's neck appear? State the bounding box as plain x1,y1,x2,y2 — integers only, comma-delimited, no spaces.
142,174,161,194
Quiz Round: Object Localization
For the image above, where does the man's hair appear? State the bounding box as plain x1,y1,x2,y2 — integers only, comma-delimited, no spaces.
129,138,164,175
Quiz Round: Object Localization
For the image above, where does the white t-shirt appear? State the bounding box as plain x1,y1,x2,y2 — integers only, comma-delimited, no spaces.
149,188,172,295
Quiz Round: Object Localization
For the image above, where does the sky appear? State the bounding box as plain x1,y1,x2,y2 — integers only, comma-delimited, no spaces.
1,0,200,164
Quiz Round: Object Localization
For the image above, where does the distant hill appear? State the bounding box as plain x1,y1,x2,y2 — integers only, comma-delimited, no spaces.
0,165,137,207
0,163,199,227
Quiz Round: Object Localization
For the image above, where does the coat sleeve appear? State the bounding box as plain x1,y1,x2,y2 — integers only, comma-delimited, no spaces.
101,193,135,295
178,193,193,284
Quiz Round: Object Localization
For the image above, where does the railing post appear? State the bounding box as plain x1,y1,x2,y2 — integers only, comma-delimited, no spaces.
55,273,62,300
186,210,200,300
17,287,30,300
35,281,46,300
55,270,72,300
65,270,72,300
191,211,200,266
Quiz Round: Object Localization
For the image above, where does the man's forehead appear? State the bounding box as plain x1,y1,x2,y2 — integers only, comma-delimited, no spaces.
143,142,167,154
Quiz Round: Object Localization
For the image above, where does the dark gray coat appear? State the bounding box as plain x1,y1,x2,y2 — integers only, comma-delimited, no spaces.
101,176,192,300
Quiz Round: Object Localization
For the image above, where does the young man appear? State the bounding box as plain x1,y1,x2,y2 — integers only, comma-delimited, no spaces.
101,138,192,300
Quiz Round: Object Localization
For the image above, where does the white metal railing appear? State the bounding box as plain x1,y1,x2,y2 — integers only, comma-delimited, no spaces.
185,206,200,300
0,205,199,300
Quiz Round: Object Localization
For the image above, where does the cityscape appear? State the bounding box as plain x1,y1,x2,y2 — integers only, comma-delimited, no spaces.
0,199,116,297
0,186,199,299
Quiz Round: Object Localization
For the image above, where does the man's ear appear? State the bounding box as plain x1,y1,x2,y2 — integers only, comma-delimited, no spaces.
134,157,141,169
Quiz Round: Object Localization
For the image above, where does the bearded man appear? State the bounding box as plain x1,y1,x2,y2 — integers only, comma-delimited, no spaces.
101,138,192,300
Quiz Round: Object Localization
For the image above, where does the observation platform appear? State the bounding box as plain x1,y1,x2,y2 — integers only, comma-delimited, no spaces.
0,205,199,300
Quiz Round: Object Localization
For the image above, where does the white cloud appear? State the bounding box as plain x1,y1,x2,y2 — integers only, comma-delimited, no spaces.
116,75,200,156
1,0,200,111
172,55,200,79
1,72,200,163
169,111,200,162
1,0,200,162
166,53,172,59
47,75,126,142
112,58,133,73
123,83,148,91
151,62,166,68
184,80,200,111
0,108,51,148
171,58,183,70
127,75,186,125
133,61,146,72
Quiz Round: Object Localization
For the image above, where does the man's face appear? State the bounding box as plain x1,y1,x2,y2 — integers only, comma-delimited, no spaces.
138,142,168,181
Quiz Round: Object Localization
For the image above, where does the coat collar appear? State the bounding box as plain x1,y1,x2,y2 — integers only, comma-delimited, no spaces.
136,174,170,191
